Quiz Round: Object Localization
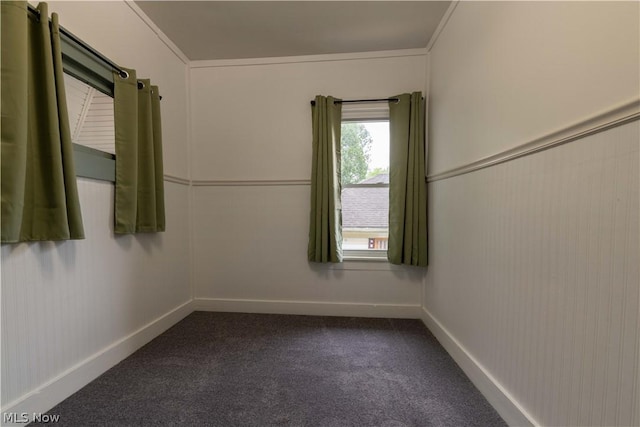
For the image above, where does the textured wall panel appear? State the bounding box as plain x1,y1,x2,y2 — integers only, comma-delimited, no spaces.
1,180,190,408
424,122,639,426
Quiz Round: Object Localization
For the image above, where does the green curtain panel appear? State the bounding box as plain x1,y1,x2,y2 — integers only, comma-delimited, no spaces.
1,1,84,243
308,95,343,263
388,92,428,267
113,70,165,233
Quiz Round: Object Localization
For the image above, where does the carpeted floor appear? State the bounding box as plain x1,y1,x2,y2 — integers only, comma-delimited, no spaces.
34,312,506,426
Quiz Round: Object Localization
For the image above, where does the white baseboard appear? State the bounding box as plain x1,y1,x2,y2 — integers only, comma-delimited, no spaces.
194,297,422,319
420,306,537,427
1,300,195,425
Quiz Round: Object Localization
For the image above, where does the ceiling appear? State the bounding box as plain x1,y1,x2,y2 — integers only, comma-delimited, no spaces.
134,1,451,61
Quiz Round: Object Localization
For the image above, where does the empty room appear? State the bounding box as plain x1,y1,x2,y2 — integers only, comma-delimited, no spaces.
1,1,638,426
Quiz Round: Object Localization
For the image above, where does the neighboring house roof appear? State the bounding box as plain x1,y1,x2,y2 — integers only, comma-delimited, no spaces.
342,187,388,229
358,173,389,184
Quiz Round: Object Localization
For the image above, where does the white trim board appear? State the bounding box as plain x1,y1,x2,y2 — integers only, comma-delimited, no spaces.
194,298,422,319
420,307,538,427
192,179,310,187
163,174,190,186
0,300,194,425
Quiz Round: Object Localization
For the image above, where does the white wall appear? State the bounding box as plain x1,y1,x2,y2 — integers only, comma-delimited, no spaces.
1,1,191,417
425,2,639,426
190,52,427,316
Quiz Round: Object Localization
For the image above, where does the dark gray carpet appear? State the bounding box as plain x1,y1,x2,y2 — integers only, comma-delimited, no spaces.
34,312,506,426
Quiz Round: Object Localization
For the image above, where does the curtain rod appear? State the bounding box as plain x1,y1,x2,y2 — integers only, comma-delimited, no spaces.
310,98,399,106
28,4,128,79
27,4,163,100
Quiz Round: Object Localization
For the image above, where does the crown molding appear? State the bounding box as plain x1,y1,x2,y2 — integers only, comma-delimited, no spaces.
190,48,428,69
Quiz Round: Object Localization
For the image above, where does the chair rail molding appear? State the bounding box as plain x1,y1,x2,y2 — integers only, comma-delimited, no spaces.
191,179,311,187
428,98,640,182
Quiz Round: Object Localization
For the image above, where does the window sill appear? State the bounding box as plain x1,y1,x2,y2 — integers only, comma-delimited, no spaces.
325,258,404,271
343,256,388,262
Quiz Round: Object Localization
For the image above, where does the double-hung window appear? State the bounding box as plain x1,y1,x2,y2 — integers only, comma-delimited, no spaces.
52,5,117,182
64,73,116,182
340,104,389,261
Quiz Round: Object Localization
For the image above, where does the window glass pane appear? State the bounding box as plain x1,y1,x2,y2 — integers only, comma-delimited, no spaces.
341,121,389,252
64,73,115,154
362,121,390,180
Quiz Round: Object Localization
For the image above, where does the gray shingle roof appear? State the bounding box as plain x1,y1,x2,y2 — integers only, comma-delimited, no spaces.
342,186,388,229
358,173,389,184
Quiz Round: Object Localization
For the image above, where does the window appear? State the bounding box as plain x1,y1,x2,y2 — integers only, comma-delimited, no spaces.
64,72,116,182
341,106,389,260
53,4,117,182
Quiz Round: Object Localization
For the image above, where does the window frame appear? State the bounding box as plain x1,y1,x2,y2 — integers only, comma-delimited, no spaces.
340,104,390,262
73,144,115,182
